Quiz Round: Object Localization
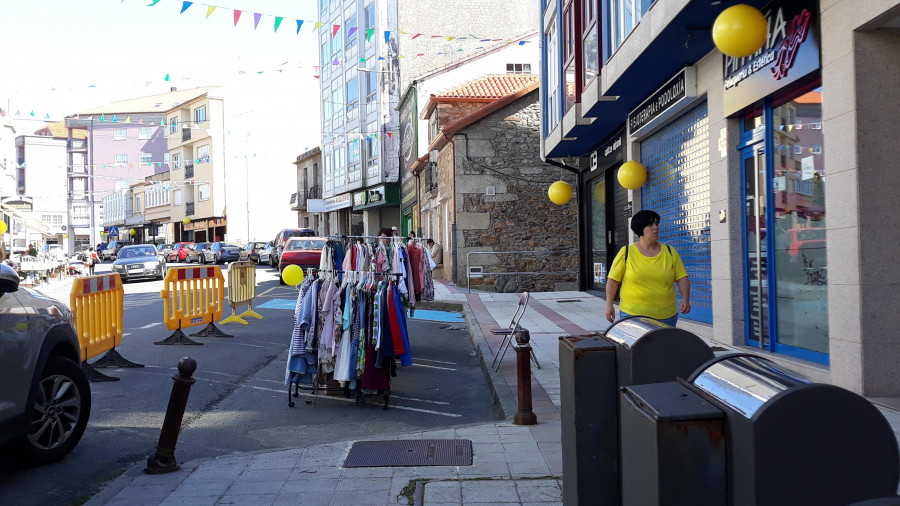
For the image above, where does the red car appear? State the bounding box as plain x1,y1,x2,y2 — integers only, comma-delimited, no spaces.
279,237,325,285
168,242,195,263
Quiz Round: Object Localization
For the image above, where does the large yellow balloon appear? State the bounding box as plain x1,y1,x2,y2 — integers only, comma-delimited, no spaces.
282,264,305,286
548,181,573,205
618,161,648,190
0,221,6,235
712,4,768,58
183,217,191,225
129,228,137,236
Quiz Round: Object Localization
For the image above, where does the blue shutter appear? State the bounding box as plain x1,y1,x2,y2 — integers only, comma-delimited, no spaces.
640,103,712,323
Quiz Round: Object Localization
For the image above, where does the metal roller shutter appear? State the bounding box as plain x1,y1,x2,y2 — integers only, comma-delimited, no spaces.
639,103,711,323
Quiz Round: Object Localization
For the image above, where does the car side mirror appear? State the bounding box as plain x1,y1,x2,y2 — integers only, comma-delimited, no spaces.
0,263,20,293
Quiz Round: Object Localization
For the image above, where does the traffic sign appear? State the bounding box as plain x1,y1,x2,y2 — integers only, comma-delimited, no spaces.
109,226,119,238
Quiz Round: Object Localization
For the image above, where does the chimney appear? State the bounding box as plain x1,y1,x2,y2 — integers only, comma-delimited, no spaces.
170,87,177,92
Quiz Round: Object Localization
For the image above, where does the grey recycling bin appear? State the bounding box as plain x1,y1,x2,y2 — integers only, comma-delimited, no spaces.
687,353,900,506
620,381,726,506
559,317,715,506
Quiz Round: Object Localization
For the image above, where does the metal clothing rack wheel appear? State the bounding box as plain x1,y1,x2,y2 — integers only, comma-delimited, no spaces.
287,370,390,410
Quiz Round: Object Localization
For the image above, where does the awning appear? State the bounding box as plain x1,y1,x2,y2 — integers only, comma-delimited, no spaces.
0,202,52,235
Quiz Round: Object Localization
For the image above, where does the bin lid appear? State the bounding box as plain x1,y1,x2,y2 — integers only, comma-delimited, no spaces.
690,355,809,419
623,382,723,422
604,316,674,349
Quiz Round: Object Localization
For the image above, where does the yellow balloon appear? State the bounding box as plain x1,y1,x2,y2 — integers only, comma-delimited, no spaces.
0,221,6,235
282,264,305,286
548,181,573,205
593,180,606,204
618,161,648,190
129,228,137,236
183,217,191,225
712,4,768,58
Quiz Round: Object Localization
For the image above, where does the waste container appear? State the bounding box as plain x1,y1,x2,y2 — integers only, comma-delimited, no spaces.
619,381,726,506
687,353,900,506
559,317,714,505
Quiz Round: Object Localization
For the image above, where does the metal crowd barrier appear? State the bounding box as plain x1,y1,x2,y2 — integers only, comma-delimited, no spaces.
157,266,231,345
465,250,577,293
220,261,263,325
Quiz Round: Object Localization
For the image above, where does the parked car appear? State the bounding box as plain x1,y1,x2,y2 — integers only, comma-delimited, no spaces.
278,237,326,285
168,242,195,263
258,242,275,267
272,228,315,267
186,242,211,264
0,263,91,465
786,228,826,257
239,241,268,263
157,244,174,260
110,244,166,282
102,240,133,261
203,242,242,264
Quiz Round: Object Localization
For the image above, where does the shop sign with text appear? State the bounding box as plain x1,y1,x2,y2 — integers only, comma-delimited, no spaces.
722,0,820,116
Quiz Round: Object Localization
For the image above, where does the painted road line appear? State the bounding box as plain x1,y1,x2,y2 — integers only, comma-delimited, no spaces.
123,333,131,337
416,358,459,366
256,298,297,310
412,363,457,371
241,384,462,418
137,322,162,329
390,394,450,406
257,287,276,297
229,342,267,349
409,309,465,323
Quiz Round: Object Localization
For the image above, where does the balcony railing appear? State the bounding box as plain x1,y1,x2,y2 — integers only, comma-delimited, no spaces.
182,128,191,142
186,202,195,215
185,163,194,178
308,185,321,199
67,139,87,151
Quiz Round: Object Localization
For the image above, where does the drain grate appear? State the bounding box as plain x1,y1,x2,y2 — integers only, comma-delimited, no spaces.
343,439,473,467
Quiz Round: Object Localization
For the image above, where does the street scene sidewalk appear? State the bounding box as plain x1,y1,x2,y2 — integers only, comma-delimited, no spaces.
83,280,900,505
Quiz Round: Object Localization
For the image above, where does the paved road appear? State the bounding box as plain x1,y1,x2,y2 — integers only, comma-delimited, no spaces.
0,262,496,506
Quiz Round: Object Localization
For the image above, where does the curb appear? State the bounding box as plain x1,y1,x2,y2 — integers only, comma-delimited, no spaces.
461,301,518,421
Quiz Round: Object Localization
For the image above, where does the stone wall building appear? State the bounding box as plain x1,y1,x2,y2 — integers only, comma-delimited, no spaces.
413,75,578,292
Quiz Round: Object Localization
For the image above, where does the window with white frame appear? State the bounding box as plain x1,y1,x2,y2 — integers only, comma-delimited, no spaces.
331,82,343,124
345,13,357,50
139,127,152,139
114,128,127,140
545,20,560,131
140,152,153,165
331,23,341,56
169,117,178,134
347,77,359,117
197,144,210,163
365,2,375,46
164,153,170,166
41,214,63,228
608,0,651,56
506,63,532,74
366,70,377,99
173,188,182,206
134,196,142,213
194,105,207,124
198,183,210,201
172,153,181,169
115,154,128,165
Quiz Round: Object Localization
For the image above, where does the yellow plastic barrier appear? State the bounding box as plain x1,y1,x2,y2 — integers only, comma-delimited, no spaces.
158,266,230,344
70,273,124,362
221,261,263,325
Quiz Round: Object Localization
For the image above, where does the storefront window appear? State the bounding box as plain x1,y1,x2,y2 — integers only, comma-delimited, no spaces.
771,85,827,354
589,177,607,290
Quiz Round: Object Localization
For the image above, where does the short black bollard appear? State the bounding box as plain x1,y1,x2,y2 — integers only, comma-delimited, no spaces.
144,357,197,474
513,329,537,425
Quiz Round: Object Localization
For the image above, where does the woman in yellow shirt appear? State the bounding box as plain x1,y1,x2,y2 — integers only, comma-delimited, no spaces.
605,210,691,326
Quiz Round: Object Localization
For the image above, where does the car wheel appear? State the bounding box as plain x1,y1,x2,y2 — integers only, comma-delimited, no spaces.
15,356,91,466
270,256,276,267
199,254,205,265
279,270,286,285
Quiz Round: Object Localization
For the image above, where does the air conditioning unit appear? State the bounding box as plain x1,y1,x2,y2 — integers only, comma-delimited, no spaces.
485,186,496,196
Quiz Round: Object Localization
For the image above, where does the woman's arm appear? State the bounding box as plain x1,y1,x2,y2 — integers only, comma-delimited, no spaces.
605,279,620,322
676,276,691,314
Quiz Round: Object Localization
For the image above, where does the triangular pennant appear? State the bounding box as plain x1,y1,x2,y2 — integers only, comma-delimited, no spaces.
147,0,161,5
332,24,340,37
333,58,340,65
15,110,20,116
417,53,424,56
295,19,303,34
274,16,283,32
366,28,374,41
254,13,261,29
112,114,118,122
179,1,192,14
387,132,392,138
100,114,105,121
29,110,35,116
360,57,366,62
446,36,455,41
138,118,143,124
206,5,215,18
164,73,170,81
45,113,50,118
124,116,131,123
347,26,358,38
314,21,324,30
384,31,391,43
412,33,422,39
518,40,527,45
161,118,166,126
233,10,242,26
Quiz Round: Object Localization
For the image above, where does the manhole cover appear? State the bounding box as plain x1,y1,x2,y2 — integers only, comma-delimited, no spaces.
343,439,473,467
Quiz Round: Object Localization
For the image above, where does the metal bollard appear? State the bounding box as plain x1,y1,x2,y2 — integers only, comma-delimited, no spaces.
513,329,537,425
144,357,197,474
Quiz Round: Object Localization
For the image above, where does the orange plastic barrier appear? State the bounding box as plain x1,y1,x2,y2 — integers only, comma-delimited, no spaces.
160,266,225,331
70,273,123,362
221,261,263,325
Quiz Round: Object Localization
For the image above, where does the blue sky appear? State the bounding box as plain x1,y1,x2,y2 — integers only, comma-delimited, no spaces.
0,0,321,124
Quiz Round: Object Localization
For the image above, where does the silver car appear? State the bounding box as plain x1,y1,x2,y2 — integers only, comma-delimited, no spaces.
0,263,91,465
111,244,167,282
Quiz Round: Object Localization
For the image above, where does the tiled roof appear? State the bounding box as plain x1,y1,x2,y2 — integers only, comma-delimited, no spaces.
434,74,539,100
76,87,218,115
34,122,88,139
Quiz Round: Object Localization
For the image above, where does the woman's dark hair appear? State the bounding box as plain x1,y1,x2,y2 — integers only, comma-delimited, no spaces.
378,227,392,237
631,210,661,236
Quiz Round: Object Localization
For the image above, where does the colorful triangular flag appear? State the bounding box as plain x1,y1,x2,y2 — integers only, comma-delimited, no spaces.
29,110,35,116
164,74,170,81
296,19,303,34
347,27,358,38
332,24,340,37
274,16,283,32
314,21,324,30
180,1,192,14
412,33,422,39
206,5,215,18
234,10,242,25
254,13,261,29
138,118,143,124
366,28,374,41
124,116,131,123
384,31,391,43
112,114,118,122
